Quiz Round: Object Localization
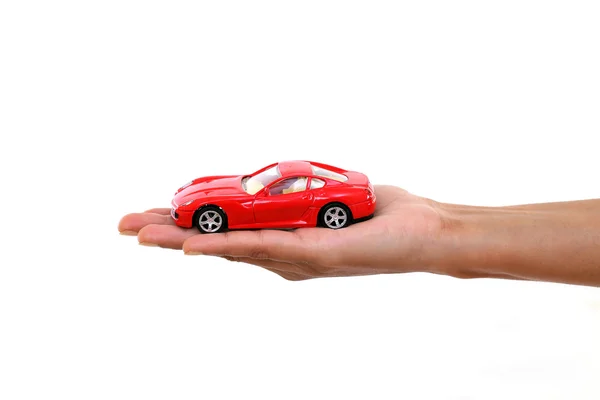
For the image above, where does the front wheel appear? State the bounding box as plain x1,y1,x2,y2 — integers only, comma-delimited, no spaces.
195,206,227,234
319,203,351,229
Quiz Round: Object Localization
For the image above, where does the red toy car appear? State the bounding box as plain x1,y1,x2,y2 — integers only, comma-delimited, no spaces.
171,161,376,233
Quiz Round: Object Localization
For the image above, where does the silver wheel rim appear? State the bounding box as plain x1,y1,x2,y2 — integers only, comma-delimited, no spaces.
324,206,347,229
198,210,223,233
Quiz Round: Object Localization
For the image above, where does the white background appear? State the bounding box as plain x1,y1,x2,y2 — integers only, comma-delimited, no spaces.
1,1,600,399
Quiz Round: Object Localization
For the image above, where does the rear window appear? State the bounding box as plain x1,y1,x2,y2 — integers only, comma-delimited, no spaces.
311,165,348,182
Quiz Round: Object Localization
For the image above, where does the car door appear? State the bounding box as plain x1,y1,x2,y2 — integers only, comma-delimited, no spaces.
253,176,313,224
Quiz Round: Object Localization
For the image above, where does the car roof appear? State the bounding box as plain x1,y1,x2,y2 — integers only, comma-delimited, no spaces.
277,161,313,177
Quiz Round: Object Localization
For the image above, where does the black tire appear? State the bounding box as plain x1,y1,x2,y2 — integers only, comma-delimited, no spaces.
194,206,228,234
318,203,352,229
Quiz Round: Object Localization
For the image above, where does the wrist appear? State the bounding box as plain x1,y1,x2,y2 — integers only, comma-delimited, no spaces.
430,202,541,280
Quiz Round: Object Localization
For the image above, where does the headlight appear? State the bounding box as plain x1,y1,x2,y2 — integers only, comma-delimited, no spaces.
180,200,194,207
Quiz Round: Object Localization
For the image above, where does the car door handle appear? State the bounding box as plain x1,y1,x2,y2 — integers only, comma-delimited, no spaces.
302,193,313,200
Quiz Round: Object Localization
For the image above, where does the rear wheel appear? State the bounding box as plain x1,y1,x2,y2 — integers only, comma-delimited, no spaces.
195,206,227,234
319,203,351,229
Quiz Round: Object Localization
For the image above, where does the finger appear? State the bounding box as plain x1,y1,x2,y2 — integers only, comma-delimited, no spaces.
221,256,312,281
118,212,174,234
144,208,172,215
137,224,198,249
182,229,318,263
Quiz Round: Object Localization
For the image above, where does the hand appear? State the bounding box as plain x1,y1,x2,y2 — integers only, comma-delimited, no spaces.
118,185,447,280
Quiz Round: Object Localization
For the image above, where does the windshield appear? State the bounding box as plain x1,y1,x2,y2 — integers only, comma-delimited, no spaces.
242,165,282,194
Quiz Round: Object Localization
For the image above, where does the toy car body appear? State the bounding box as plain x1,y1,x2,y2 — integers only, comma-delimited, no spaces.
171,160,376,233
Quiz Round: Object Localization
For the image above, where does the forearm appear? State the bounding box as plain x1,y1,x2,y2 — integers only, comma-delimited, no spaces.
434,200,600,286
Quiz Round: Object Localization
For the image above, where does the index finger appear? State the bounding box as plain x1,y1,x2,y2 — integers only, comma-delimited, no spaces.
118,212,174,234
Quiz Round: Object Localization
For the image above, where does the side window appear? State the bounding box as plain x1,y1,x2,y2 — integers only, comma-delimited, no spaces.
310,178,325,189
269,177,308,195
310,165,348,182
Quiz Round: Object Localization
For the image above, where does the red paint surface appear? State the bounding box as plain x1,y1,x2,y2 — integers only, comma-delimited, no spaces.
171,161,376,230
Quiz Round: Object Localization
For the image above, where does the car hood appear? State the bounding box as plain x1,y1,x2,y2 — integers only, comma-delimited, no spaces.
173,175,246,205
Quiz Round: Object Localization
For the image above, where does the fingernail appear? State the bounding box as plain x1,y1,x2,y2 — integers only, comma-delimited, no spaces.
139,242,158,247
120,230,137,236
185,251,203,255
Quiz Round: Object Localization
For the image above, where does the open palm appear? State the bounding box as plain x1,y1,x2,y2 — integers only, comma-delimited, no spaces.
119,185,445,280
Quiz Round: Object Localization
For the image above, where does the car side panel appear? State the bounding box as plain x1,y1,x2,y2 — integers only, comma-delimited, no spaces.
349,199,376,220
173,207,195,228
174,196,255,229
234,206,320,230
312,184,369,214
253,191,315,224
300,207,321,226
211,198,255,228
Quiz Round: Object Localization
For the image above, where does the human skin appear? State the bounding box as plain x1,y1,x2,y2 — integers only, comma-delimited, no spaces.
118,185,600,286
